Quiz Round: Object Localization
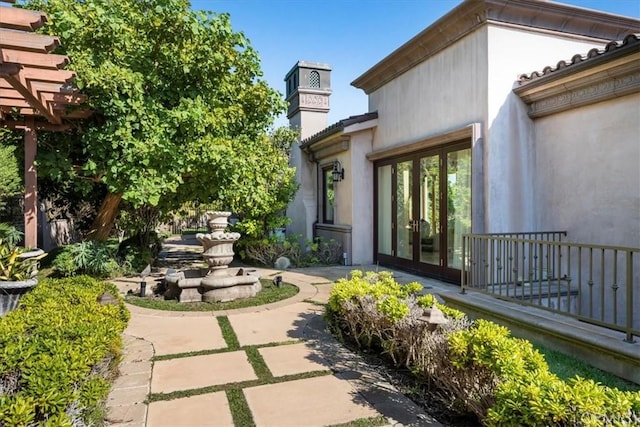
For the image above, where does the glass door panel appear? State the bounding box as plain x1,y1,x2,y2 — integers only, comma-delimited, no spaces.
396,160,413,260
446,148,471,270
377,165,392,255
419,155,440,265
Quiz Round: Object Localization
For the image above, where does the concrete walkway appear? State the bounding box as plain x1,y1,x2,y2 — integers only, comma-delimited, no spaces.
105,239,450,427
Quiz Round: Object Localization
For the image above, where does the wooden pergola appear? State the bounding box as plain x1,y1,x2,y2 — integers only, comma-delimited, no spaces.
0,0,88,248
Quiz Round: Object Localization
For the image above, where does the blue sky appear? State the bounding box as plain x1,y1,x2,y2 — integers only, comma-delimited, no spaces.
192,0,640,128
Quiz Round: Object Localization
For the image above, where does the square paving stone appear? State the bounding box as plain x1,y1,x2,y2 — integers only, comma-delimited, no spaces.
125,314,226,356
309,282,334,304
258,343,329,377
228,303,320,346
243,374,380,426
147,392,233,427
151,351,257,394
106,403,147,425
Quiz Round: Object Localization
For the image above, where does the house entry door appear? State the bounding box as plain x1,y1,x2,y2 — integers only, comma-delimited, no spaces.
375,142,471,282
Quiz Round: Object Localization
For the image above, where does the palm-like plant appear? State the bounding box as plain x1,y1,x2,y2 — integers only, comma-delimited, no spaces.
0,224,45,282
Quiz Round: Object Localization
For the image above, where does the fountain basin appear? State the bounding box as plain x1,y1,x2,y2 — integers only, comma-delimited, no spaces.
201,274,261,303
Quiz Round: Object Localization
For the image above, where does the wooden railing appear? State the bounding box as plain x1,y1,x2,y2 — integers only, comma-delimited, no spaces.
462,232,639,342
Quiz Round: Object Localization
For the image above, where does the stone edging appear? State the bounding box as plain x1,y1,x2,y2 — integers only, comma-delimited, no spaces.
105,335,154,427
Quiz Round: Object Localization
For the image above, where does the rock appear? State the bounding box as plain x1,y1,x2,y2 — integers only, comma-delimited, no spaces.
274,256,291,270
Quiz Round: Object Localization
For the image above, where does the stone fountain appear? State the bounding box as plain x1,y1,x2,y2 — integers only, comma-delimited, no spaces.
164,211,261,303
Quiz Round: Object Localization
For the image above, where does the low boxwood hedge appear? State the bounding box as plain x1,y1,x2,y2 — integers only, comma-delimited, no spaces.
0,276,129,426
326,270,640,426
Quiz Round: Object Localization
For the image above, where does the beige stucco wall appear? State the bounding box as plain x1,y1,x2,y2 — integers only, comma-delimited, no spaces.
485,25,607,233
532,93,640,248
532,93,640,330
346,128,375,264
368,28,488,150
367,26,605,236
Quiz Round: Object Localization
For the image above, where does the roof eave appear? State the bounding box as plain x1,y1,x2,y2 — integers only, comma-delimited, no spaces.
352,0,640,94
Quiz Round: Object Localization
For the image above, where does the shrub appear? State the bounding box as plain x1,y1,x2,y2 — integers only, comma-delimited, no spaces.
486,372,640,426
326,270,640,425
53,241,126,278
242,235,343,268
313,238,343,264
0,276,129,425
0,224,46,281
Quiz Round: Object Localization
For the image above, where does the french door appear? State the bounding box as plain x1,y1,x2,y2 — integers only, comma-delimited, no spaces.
375,142,471,282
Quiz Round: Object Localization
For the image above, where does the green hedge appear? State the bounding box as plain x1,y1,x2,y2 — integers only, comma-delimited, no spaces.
326,270,640,426
0,276,130,426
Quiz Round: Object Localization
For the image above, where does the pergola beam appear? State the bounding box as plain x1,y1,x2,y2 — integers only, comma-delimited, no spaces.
1,49,69,69
2,72,62,124
0,6,47,31
0,28,59,53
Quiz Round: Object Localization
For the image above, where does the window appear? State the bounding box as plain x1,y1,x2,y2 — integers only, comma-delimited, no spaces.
309,70,320,88
322,166,335,223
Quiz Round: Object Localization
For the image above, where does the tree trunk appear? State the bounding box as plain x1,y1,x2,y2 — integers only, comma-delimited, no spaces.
87,192,123,241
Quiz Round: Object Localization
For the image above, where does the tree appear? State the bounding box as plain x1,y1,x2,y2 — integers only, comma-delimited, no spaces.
25,0,288,240
0,130,22,216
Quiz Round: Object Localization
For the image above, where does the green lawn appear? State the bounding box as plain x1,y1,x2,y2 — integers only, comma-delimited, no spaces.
125,279,298,311
535,344,639,391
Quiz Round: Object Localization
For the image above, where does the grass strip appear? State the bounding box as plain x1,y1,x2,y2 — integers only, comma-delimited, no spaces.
244,346,273,380
151,340,301,362
125,280,298,311
535,344,639,391
226,388,255,427
326,416,389,427
148,369,332,402
152,347,230,361
217,316,240,350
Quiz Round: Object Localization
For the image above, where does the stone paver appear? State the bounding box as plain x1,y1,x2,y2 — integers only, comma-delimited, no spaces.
309,282,334,304
125,313,225,356
227,302,321,346
243,374,380,427
147,392,234,427
106,403,147,426
258,342,329,377
151,351,257,394
107,385,149,408
107,238,442,426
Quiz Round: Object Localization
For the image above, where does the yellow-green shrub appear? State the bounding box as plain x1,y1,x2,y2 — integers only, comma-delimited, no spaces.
326,271,640,425
0,276,129,425
327,270,422,321
487,372,640,426
448,319,548,377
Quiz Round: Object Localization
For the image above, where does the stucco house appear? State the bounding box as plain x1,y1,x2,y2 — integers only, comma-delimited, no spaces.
285,0,639,340
286,0,639,273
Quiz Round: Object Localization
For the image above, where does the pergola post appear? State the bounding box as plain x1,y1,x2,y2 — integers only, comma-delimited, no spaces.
24,117,37,248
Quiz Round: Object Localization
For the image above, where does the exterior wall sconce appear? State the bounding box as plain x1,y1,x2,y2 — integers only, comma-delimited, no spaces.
332,160,344,182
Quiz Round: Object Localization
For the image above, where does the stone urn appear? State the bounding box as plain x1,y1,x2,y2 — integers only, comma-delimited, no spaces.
0,248,43,316
196,211,241,276
0,279,37,316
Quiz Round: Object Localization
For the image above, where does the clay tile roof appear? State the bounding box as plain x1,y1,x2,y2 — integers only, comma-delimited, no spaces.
300,111,378,148
518,34,640,84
